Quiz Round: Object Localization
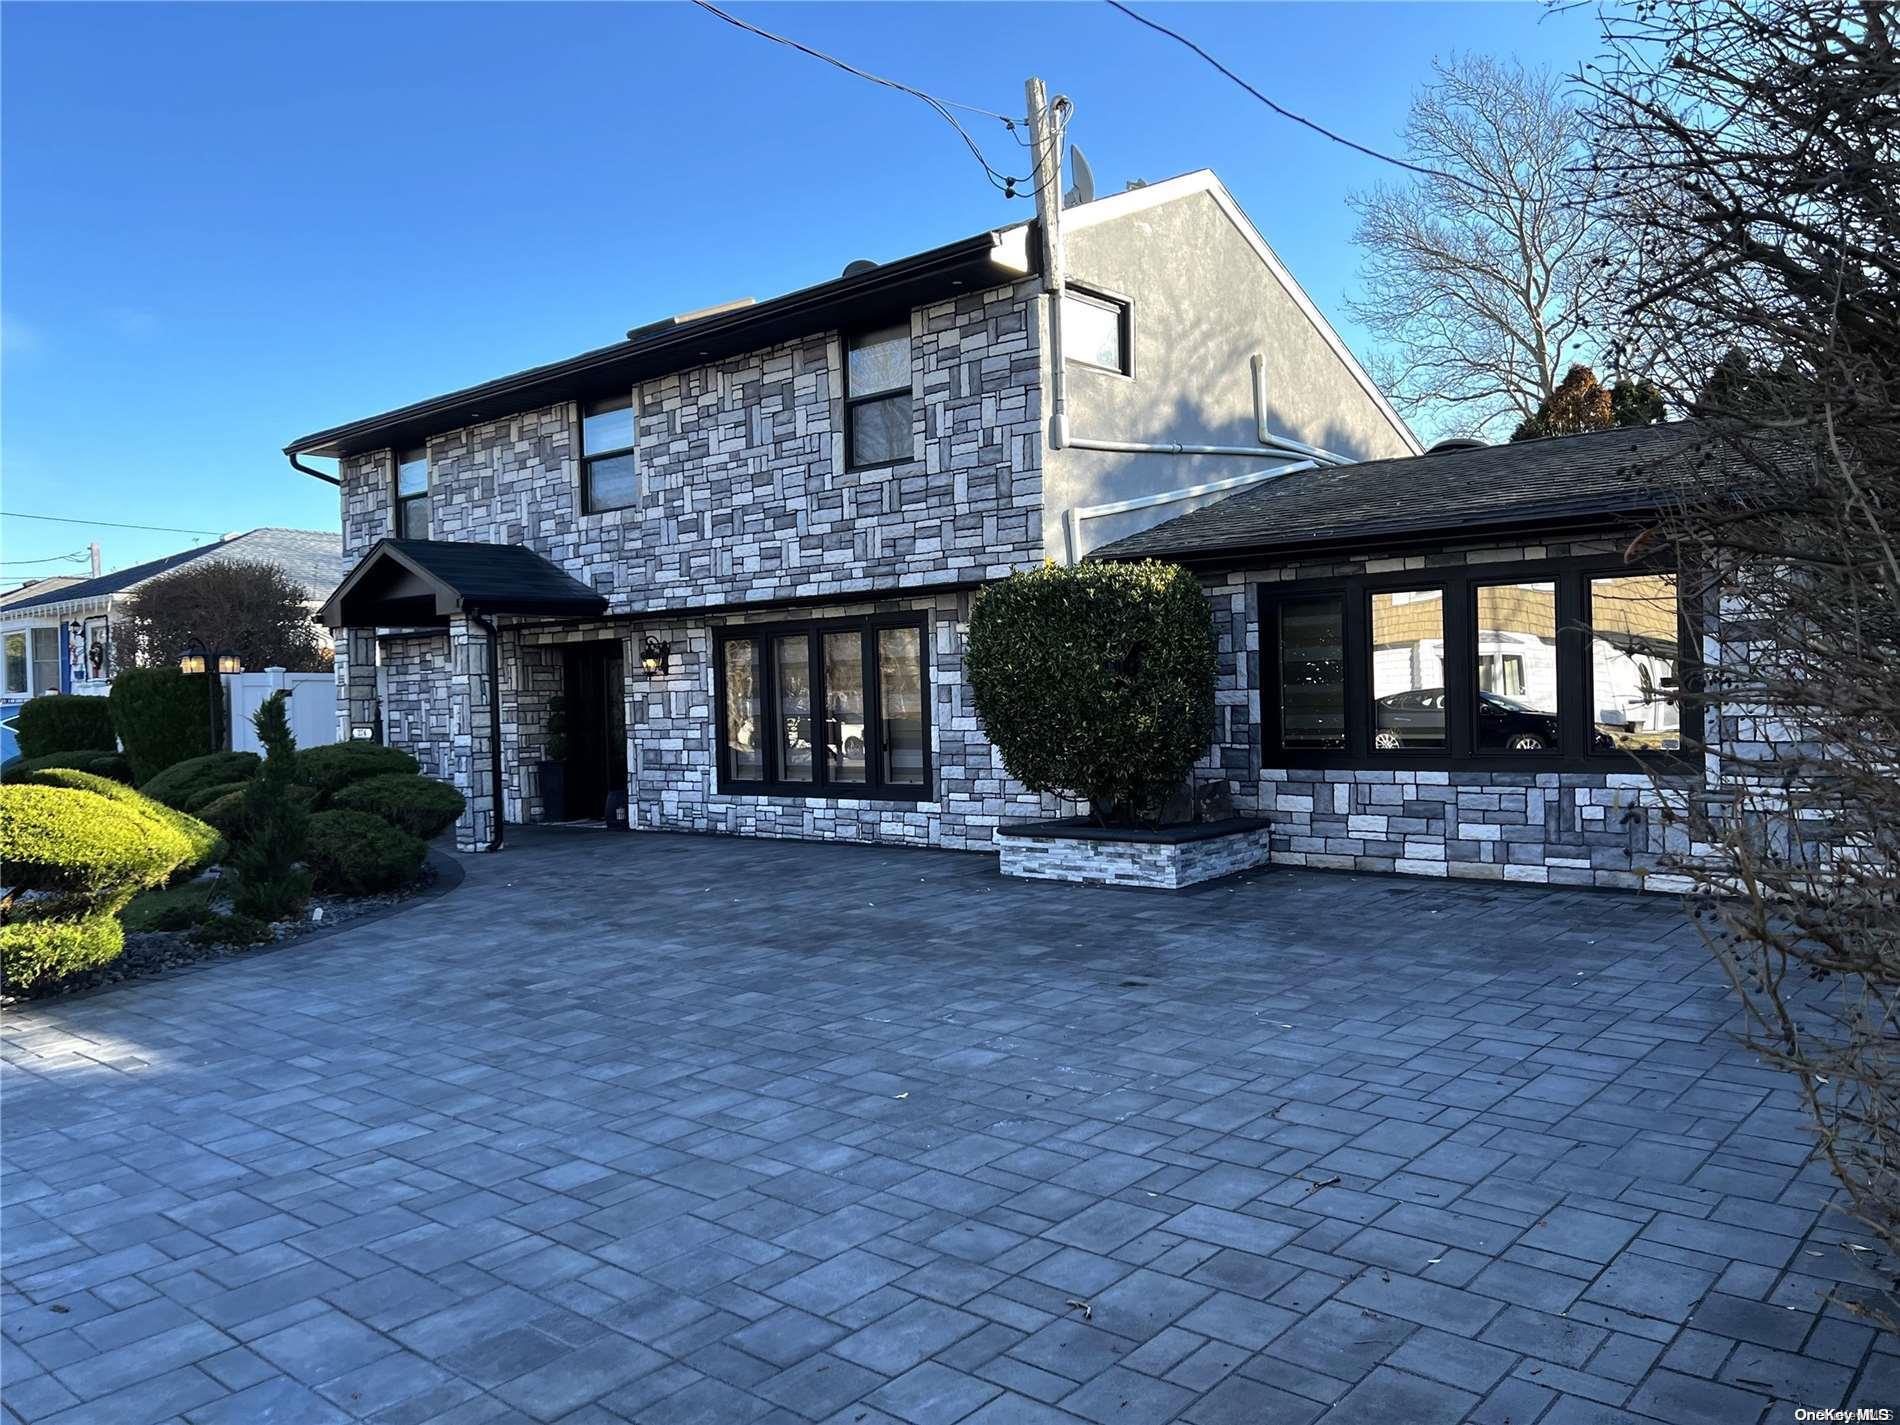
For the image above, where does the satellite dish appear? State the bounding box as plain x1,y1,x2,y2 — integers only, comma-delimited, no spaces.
842,259,878,278
1063,145,1095,209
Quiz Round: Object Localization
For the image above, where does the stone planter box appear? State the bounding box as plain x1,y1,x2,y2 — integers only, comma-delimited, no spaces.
994,817,1274,890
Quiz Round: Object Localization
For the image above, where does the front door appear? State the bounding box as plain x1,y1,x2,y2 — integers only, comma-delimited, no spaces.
561,641,626,821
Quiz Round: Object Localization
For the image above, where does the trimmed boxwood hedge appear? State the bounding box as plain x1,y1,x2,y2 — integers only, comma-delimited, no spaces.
195,782,315,844
304,809,427,894
108,667,223,784
0,783,194,988
1,750,133,785
24,768,224,874
332,773,465,839
15,694,118,759
141,751,261,811
296,743,418,804
966,560,1217,824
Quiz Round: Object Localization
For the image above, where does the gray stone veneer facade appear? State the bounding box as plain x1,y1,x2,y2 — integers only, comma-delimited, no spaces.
1198,535,1710,894
997,823,1274,890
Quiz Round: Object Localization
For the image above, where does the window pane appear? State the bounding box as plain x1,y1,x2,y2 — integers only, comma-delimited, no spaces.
586,453,638,511
1591,573,1681,750
877,626,925,785
775,635,813,783
5,631,28,693
583,394,635,454
1063,292,1125,372
722,641,764,781
397,449,429,497
29,628,59,693
1278,598,1345,749
822,631,867,784
1475,581,1560,752
849,393,912,467
1370,589,1446,749
397,494,430,539
847,325,910,395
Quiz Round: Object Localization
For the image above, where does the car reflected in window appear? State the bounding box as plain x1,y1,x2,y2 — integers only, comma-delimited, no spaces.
1372,687,1613,753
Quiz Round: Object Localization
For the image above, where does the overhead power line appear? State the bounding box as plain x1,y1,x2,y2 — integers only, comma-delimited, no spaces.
1,510,224,537
0,549,87,567
1104,0,1488,196
688,0,1049,198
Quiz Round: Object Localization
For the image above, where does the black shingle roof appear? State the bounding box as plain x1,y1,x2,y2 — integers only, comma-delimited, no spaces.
4,528,342,613
1091,423,1745,564
319,539,609,627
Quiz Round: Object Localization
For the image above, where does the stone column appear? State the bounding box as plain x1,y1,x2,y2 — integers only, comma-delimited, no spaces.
448,614,498,852
334,627,379,743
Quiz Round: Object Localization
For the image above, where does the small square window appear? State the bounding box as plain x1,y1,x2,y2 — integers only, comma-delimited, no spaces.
1062,289,1130,374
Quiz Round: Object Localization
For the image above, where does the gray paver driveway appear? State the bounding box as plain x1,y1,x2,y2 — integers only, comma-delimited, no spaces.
4,830,1895,1425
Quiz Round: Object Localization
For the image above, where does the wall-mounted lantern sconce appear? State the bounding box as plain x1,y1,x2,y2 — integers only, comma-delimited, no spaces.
641,637,671,676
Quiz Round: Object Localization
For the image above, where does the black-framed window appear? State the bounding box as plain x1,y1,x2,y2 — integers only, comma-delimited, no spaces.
581,392,638,512
714,613,930,799
394,447,429,538
1261,556,1699,772
1062,287,1131,375
845,325,912,470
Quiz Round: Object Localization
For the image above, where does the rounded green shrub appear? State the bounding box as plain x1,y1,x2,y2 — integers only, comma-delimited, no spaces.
296,742,419,804
25,768,224,874
141,751,260,811
966,560,1217,824
15,694,118,759
332,773,465,839
194,782,314,843
1,750,133,785
108,666,224,785
184,780,251,812
1,912,125,989
304,809,427,894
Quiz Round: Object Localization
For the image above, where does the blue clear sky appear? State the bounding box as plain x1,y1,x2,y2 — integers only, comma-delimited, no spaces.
1,0,1600,577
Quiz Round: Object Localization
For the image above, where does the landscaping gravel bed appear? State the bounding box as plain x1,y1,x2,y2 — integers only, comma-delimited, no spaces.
1,861,449,1006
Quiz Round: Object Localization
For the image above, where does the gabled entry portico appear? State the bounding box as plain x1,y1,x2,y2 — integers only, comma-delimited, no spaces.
321,538,609,852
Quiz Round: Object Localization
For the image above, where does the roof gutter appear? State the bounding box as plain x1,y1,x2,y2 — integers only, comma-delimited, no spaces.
287,451,340,486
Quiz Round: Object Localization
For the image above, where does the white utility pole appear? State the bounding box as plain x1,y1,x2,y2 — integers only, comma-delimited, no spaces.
88,542,101,577
1025,77,1070,451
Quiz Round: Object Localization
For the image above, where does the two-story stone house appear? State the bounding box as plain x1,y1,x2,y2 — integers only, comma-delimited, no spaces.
291,170,1419,854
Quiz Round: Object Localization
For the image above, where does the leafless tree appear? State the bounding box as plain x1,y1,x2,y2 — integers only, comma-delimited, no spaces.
1349,54,1619,441
1588,0,1900,1321
112,559,331,675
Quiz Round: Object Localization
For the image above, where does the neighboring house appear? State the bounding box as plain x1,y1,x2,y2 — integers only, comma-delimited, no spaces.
1092,421,1736,892
289,169,1418,854
0,528,344,720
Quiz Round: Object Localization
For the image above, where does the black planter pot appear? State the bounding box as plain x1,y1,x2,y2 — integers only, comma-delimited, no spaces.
538,760,567,822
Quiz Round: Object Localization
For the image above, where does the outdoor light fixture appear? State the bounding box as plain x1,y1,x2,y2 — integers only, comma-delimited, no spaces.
177,637,228,751
178,638,208,676
216,649,243,676
641,637,671,676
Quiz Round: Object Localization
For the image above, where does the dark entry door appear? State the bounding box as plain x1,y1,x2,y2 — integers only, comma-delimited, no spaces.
561,642,626,821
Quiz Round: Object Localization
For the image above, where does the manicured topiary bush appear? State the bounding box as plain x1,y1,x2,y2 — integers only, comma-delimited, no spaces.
1,750,133,785
194,783,315,843
304,809,427,894
333,773,465,839
0,783,193,988
22,768,223,875
184,780,251,812
296,742,419,805
108,666,223,784
15,694,117,759
229,693,311,921
966,560,1218,825
141,751,260,811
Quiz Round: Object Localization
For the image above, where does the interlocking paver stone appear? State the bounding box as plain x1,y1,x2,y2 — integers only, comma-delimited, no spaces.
2,832,1886,1424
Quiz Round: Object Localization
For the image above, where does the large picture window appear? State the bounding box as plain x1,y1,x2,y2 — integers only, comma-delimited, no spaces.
715,613,930,798
1262,558,1695,770
844,325,912,470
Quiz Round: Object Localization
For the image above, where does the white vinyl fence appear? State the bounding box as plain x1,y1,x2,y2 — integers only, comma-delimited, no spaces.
222,668,338,754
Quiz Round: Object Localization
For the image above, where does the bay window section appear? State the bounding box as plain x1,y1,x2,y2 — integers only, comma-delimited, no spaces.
1589,573,1682,750
716,615,930,798
1370,589,1446,750
1474,580,1560,753
1262,559,1696,769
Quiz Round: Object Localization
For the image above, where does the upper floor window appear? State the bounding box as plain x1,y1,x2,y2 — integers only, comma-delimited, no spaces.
1062,288,1130,375
845,325,912,470
395,447,430,538
1261,558,1696,771
581,392,638,513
